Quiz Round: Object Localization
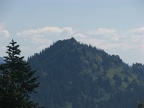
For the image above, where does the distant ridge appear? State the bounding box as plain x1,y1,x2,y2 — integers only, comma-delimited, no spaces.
28,37,144,108
0,57,4,64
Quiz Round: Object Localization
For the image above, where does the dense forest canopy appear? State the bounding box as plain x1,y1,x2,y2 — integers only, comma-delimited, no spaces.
28,38,144,108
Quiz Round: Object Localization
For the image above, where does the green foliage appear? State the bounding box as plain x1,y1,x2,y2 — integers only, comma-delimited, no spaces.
28,38,144,108
0,40,41,108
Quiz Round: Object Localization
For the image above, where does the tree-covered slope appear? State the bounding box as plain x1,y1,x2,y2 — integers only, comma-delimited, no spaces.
28,38,144,108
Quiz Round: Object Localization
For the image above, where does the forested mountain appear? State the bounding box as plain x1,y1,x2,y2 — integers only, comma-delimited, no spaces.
28,37,144,108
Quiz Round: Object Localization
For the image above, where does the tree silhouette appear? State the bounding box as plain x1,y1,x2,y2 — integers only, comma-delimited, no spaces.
0,40,41,108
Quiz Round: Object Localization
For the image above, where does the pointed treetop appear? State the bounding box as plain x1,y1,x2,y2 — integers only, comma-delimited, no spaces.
0,39,40,107
10,39,17,46
5,39,21,60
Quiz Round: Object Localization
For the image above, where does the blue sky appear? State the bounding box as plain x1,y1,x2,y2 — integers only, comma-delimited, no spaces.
0,0,144,64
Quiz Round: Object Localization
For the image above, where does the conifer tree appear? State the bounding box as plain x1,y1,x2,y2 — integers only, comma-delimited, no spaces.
0,40,41,108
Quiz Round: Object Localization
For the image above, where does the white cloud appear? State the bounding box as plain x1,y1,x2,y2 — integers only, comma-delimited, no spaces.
61,27,73,36
16,26,76,55
17,26,144,52
17,26,75,46
0,23,10,38
73,33,87,38
79,38,104,47
87,28,120,42
31,37,52,44
17,27,144,49
16,26,144,64
123,27,144,46
129,27,144,34
79,27,144,55
17,26,74,37
88,28,116,35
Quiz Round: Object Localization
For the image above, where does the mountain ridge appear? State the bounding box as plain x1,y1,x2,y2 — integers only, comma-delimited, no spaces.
28,38,144,108
0,57,4,64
